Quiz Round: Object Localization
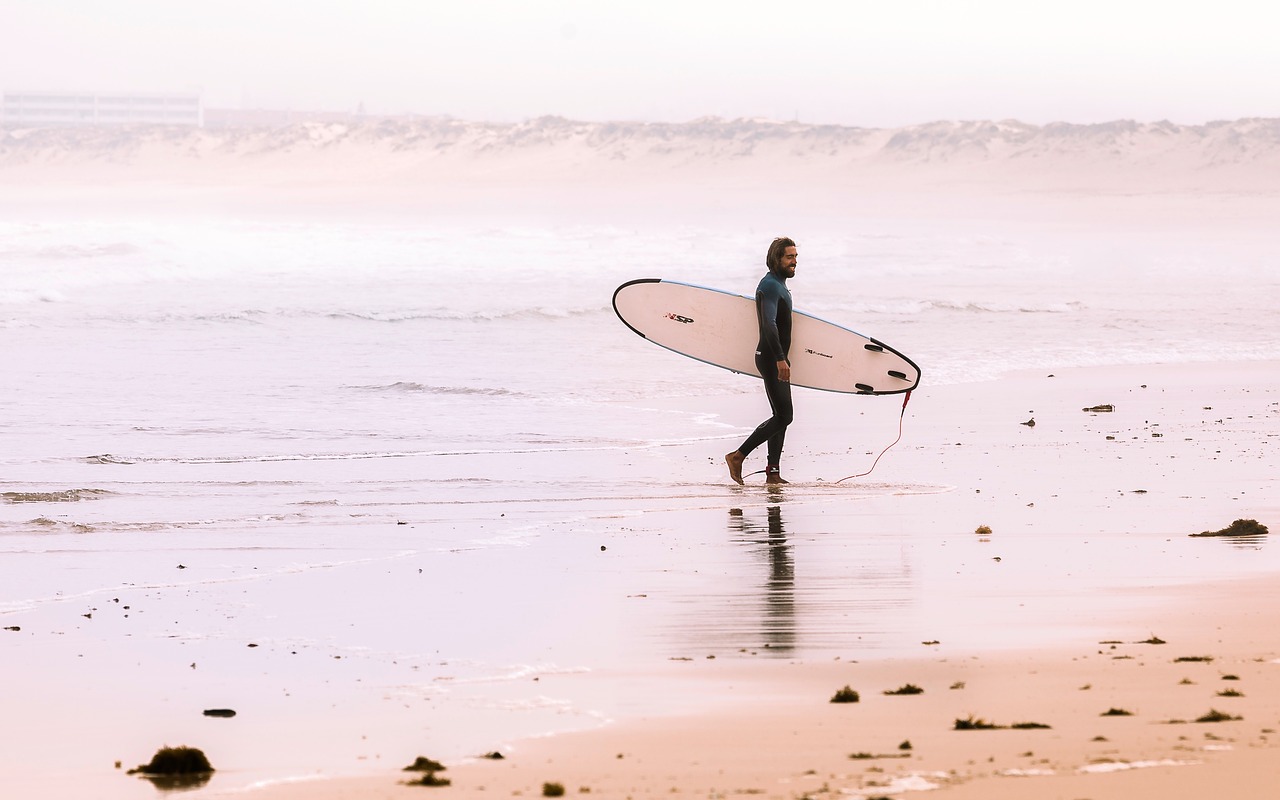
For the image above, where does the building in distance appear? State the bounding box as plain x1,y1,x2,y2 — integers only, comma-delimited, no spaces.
1,91,203,127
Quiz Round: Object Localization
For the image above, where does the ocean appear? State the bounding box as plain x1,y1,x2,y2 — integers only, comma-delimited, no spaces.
4,213,1277,567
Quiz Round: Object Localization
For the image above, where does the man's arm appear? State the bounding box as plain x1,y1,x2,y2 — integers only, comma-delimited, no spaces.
756,286,790,382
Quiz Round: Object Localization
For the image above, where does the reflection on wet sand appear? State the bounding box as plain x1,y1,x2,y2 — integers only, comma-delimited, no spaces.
728,505,795,653
660,499,921,658
134,772,212,792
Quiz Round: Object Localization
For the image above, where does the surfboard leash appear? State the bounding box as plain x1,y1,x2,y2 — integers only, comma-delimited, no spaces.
739,389,913,483
833,390,912,484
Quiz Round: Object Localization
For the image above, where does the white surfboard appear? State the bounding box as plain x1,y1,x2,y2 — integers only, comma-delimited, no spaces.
612,278,920,395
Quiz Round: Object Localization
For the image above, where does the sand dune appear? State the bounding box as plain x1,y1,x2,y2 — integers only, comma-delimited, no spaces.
3,116,1278,197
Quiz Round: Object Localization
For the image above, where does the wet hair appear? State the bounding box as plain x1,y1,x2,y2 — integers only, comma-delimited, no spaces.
766,237,796,273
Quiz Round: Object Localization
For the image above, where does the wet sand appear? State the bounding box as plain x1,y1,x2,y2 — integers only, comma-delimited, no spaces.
238,360,1280,799
3,359,1276,799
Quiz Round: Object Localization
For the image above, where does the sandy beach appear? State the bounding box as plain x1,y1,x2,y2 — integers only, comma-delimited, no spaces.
230,361,1279,800
4,355,1276,800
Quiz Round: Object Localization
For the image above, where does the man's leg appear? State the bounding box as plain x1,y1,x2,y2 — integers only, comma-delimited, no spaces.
764,378,793,484
726,356,791,483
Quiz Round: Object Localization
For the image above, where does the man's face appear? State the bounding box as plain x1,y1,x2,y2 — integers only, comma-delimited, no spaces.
778,246,797,278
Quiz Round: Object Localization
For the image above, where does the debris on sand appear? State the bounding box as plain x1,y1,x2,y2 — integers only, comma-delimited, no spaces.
953,716,1050,730
1082,404,1115,412
1190,519,1268,538
830,685,860,703
404,757,446,772
403,756,450,787
1195,708,1242,723
127,746,214,790
128,746,214,776
884,683,925,695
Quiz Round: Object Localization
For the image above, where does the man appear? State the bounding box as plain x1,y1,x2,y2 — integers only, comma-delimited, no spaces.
726,237,796,485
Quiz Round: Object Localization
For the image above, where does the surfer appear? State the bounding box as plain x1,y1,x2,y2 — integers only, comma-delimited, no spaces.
726,237,796,485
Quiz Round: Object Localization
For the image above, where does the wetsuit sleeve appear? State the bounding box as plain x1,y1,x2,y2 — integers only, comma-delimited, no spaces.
756,284,786,362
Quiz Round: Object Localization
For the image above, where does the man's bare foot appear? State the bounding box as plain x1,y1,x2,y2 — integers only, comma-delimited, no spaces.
725,451,745,485
765,466,789,485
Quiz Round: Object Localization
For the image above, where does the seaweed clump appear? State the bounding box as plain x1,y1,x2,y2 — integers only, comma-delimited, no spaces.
953,716,1049,730
884,683,925,695
128,746,213,775
543,782,567,797
127,746,214,790
1190,519,1269,537
403,756,450,787
830,685,860,703
1196,709,1242,723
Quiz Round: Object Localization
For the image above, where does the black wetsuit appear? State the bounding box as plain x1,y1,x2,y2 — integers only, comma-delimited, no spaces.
736,271,793,466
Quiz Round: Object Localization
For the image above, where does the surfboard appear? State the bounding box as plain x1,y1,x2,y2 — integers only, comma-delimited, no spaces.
612,278,921,395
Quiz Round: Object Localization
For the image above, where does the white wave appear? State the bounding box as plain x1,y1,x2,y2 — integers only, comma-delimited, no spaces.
1077,758,1201,773
441,663,592,685
348,382,523,397
845,771,950,795
222,774,329,794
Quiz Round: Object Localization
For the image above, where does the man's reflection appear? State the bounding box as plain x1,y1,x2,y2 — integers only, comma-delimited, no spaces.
728,505,795,653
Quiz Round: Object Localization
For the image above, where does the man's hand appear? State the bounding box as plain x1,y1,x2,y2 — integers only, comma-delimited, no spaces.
777,360,791,382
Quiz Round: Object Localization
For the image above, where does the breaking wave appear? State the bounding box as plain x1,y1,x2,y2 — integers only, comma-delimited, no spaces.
3,489,114,503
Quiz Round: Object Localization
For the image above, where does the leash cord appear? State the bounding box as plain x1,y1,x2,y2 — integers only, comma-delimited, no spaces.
833,390,912,484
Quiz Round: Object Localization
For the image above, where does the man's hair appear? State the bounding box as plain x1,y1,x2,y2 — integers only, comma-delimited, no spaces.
766,237,796,273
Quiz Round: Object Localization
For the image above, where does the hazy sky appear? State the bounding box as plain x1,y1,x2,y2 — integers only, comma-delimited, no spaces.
3,0,1276,126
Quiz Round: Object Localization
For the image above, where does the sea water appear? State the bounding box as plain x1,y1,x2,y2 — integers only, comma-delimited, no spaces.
2,215,1278,788
4,214,1278,585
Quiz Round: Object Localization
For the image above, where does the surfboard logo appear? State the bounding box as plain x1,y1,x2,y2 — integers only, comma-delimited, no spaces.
805,348,833,359
665,313,694,324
